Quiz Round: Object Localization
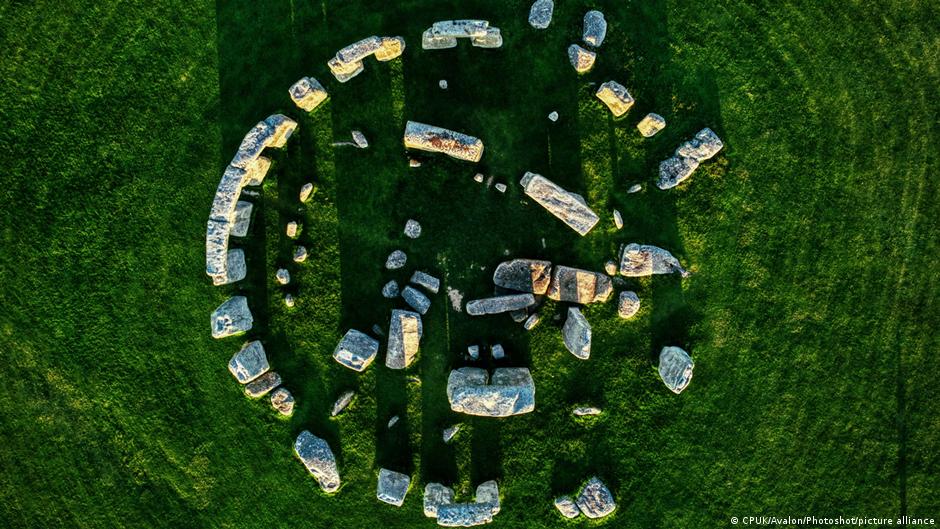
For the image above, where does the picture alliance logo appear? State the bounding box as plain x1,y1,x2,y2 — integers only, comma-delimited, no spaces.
731,516,937,526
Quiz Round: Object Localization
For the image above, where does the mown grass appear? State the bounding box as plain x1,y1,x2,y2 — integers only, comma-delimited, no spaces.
1,0,938,528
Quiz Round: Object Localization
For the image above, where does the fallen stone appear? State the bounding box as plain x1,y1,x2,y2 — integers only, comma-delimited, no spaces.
276,268,291,285
562,308,591,359
568,44,596,73
604,260,618,275
437,503,496,527
424,483,455,517
284,294,295,308
520,172,599,235
293,246,308,263
331,390,355,416
491,344,505,360
637,113,666,137
386,309,423,369
528,0,554,29
403,285,431,315
351,130,369,148
576,477,616,519
404,121,484,162
618,291,641,319
439,79,448,89
658,128,723,189
228,340,269,383
231,201,253,237
376,468,411,507
523,313,541,330
548,111,559,122
211,296,253,338
409,158,422,168
659,346,694,394
613,209,624,229
270,387,294,416
442,424,461,443
410,271,441,293
554,496,581,518
495,182,507,193
299,182,314,202
582,10,607,47
546,265,613,304
447,367,535,417
619,243,688,277
386,250,407,270
467,345,480,360
493,259,553,294
466,294,536,316
244,371,281,398
387,415,399,428
289,76,329,112
333,329,380,372
596,81,635,117
627,184,642,193
404,219,422,238
286,221,299,238
294,431,340,493
573,406,602,416
382,280,400,299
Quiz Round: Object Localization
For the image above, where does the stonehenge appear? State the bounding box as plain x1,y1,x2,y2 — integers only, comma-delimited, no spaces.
446,367,535,417
333,329,380,372
659,346,694,394
521,172,599,235
658,127,724,189
328,36,405,83
288,76,328,112
422,20,502,50
466,293,536,316
596,81,635,117
294,431,340,493
386,309,423,369
562,308,592,359
404,121,484,162
637,113,666,137
211,296,253,338
568,44,596,73
376,469,411,507
619,243,689,277
582,11,607,47
528,0,554,29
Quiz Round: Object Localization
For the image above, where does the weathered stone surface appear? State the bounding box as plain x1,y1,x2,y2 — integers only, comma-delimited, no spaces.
520,172,599,235
596,81,635,117
244,371,281,398
493,259,552,294
286,221,299,238
228,340,269,383
491,344,505,360
548,110,559,122
424,483,455,517
582,10,607,47
382,280,400,299
447,367,535,417
244,156,273,187
299,182,314,202
351,130,369,149
618,291,641,319
294,431,340,493
523,313,541,330
676,127,723,161
573,406,602,416
576,477,616,519
212,296,253,338
229,114,297,170
270,387,294,416
659,346,694,394
404,219,422,238
619,243,689,277
289,77,328,112
376,468,411,507
206,220,231,284
475,480,500,513
328,36,405,82
328,57,364,83
403,286,431,315
423,20,501,50
442,424,461,443
466,294,536,316
293,245,308,263
331,390,355,416
529,0,554,29
333,329,380,372
658,128,723,189
546,265,613,304
386,309,423,369
613,209,624,229
637,113,666,137
554,496,581,518
437,503,496,527
386,250,407,270
231,201,253,237
411,271,441,293
214,249,246,286
404,121,484,162
375,36,406,61
604,260,618,275
568,44,596,73
627,183,642,193
563,308,591,359
494,182,507,193
658,156,699,190
275,268,291,285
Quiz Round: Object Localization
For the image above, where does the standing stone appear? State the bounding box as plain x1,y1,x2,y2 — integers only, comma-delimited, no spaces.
595,81,635,117
466,294,536,316
568,44,596,73
410,271,441,293
404,219,422,238
424,483,455,517
284,293,295,308
554,496,581,518
467,345,480,360
382,280,400,299
619,243,689,277
637,113,666,137
385,250,407,270
473,173,485,183
439,79,448,89
582,11,607,47
523,313,541,330
613,209,624,229
387,415,400,428
351,130,369,148
447,368,536,417
293,246,308,263
576,477,616,519
376,469,411,507
618,291,641,319
216,249,247,286
331,390,355,416
299,182,314,202
528,0,554,29
286,221,299,238
548,111,559,122
270,387,294,416
546,265,613,304
243,371,280,398
659,346,694,394
442,424,461,443
493,259,553,294
333,329,380,372
276,268,291,285
386,309,423,369
520,172,600,235
604,260,618,275
211,296,253,338
289,76,329,112
627,184,642,193
491,344,505,360
573,406,602,416
402,286,431,315
293,431,340,493
231,201,253,237
494,182,507,193
563,308,592,360
228,341,270,383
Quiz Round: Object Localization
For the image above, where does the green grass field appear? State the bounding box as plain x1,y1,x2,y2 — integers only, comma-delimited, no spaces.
1,0,938,527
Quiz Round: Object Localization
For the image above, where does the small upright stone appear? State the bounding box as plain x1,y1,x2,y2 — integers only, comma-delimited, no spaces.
276,268,291,285
604,260,618,275
548,111,559,122
528,0,554,29
467,345,480,360
627,184,642,193
386,250,407,270
659,346,694,394
351,130,369,148
439,79,448,89
293,431,340,493
576,477,616,519
228,341,269,383
244,371,281,398
376,468,411,507
331,390,355,416
286,221,299,238
637,113,666,137
211,296,253,338
563,308,591,359
231,201,253,237
410,271,441,293
473,173,485,183
299,182,314,202
618,291,641,319
523,313,541,330
382,280,400,299
333,329,380,372
613,209,624,229
404,219,422,238
270,387,294,416
284,293,295,308
554,496,581,519
442,424,461,443
491,344,505,360
568,44,596,73
596,81,635,117
293,246,308,263
402,285,431,315
387,415,400,428
494,182,507,193
582,10,607,47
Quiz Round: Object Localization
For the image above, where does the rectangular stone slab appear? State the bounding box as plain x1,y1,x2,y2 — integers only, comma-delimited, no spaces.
520,172,599,235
